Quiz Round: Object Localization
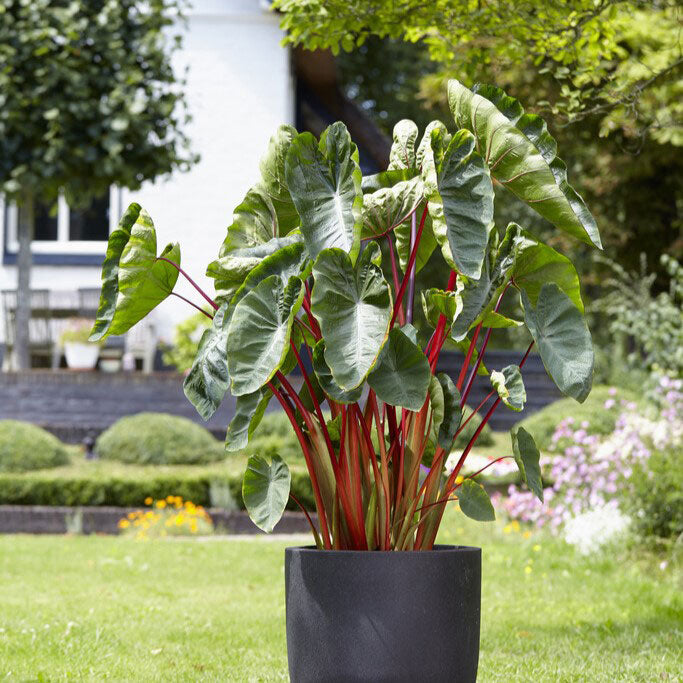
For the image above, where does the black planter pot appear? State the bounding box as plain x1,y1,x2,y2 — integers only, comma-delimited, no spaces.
285,545,481,683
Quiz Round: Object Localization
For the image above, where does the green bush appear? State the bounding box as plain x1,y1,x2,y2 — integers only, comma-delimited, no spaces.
0,468,316,511
96,413,225,465
516,386,643,450
0,421,69,473
630,449,683,540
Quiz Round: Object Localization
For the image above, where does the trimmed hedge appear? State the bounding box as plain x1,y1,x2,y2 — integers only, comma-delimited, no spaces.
0,469,316,511
96,413,225,465
0,420,70,473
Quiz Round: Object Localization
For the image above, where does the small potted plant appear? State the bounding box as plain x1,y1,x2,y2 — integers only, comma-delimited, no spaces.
89,81,599,682
60,318,101,370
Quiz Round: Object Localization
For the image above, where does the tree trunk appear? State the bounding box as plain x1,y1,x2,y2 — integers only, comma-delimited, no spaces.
15,191,34,370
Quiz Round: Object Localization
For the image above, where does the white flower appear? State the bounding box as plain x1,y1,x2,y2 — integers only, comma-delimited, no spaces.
563,506,631,555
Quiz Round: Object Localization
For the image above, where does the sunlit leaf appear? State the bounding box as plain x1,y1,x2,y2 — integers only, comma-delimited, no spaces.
242,454,291,533
490,364,526,411
511,426,543,502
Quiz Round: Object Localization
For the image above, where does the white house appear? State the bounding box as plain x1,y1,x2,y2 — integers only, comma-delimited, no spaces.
0,0,294,352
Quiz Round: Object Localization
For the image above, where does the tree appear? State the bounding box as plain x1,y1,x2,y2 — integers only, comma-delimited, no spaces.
0,0,196,369
274,0,682,146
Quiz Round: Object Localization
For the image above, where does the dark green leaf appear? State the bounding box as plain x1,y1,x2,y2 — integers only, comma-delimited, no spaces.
458,479,495,521
449,80,602,249
225,388,272,452
490,364,526,412
311,242,392,390
368,328,431,410
511,426,543,502
227,275,304,395
312,340,363,404
242,454,291,533
522,284,594,403
437,372,462,449
285,122,363,262
183,303,231,420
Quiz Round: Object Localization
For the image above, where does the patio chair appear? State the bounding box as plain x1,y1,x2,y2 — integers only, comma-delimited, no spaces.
124,319,158,373
1,289,56,369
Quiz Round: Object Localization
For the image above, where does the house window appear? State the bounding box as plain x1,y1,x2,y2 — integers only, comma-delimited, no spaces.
3,187,121,256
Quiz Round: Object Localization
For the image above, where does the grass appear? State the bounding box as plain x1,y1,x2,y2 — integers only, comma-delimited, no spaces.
0,510,680,681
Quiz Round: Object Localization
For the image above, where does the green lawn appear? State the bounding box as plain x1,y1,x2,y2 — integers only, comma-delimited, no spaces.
0,511,680,681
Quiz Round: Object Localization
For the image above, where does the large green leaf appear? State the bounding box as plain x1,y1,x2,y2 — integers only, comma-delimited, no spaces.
437,373,462,450
183,303,231,420
522,284,594,403
388,119,419,171
311,242,392,390
258,124,300,235
424,128,495,279
225,388,272,452
499,223,584,312
511,426,543,502
457,479,495,521
490,364,526,412
242,454,291,533
90,204,179,341
227,238,311,309
312,340,363,404
207,234,303,304
285,122,363,262
227,275,304,396
219,125,299,256
367,328,431,411
361,176,423,240
448,80,602,249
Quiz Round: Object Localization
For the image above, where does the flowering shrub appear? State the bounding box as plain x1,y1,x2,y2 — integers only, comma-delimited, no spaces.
497,378,682,546
117,495,213,539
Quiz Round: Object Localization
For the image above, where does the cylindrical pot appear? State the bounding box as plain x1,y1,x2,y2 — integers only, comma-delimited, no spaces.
285,545,481,683
63,342,99,370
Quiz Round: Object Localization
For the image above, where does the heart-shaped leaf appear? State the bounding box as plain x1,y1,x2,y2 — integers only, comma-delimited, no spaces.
388,119,419,171
522,284,594,403
183,303,232,420
437,373,462,450
361,176,423,240
207,234,303,304
242,454,291,533
511,426,543,502
490,364,526,412
457,479,495,521
227,275,304,396
90,204,179,341
225,388,272,452
311,242,392,390
368,328,431,411
312,340,363,404
285,122,363,262
449,80,602,250
424,129,495,279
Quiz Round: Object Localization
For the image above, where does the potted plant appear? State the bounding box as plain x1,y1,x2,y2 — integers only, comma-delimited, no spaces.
89,81,599,682
60,318,101,370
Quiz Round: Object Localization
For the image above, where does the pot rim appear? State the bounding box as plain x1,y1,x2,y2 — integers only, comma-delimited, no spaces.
286,544,481,557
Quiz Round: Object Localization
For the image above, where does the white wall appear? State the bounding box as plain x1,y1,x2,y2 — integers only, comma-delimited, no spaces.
0,0,293,345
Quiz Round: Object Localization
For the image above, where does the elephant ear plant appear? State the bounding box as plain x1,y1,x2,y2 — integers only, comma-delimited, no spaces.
90,81,599,550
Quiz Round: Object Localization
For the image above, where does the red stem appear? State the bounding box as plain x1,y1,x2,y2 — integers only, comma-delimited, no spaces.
386,235,405,326
157,257,219,311
427,271,458,370
170,292,214,320
267,381,332,548
456,323,482,391
390,205,429,328
289,492,322,547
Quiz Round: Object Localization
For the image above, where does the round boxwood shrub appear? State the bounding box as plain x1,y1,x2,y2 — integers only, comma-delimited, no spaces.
96,413,225,465
0,420,70,472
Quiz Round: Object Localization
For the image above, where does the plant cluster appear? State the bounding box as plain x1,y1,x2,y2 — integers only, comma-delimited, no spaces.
161,313,211,373
58,318,100,347
90,81,600,550
0,420,69,473
117,495,213,538
499,378,683,542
